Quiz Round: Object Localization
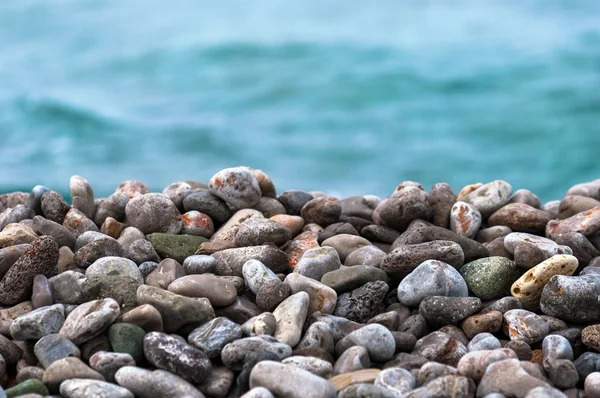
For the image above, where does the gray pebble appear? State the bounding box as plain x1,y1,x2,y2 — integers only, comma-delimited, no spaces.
335,324,395,362
34,334,80,369
334,281,389,323
10,304,64,340
93,192,129,226
294,246,341,281
188,317,242,358
59,298,120,344
382,241,464,278
249,360,336,398
126,239,160,264
183,254,217,274
124,193,182,234
89,351,136,382
115,366,204,398
183,191,232,225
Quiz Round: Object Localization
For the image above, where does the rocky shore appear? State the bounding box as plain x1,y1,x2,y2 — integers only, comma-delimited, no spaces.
1,168,600,397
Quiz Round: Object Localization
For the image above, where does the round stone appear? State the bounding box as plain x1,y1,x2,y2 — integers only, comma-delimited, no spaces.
208,167,262,209
459,256,518,301
124,193,182,234
398,260,468,307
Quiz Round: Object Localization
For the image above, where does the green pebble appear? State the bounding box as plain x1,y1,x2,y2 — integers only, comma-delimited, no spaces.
147,233,208,263
108,323,147,363
5,379,49,398
459,256,519,300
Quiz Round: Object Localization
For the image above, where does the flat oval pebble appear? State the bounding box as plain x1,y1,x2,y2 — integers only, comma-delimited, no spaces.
249,360,336,398
85,256,143,284
188,317,243,358
374,367,416,395
382,241,464,278
419,296,482,327
273,291,309,347
59,298,121,345
477,358,552,397
89,351,136,382
504,309,550,344
488,203,552,234
335,324,396,362
285,272,337,315
293,246,341,280
221,336,292,370
450,201,482,238
235,218,292,247
168,274,238,307
10,304,65,340
321,234,371,262
60,379,134,398
397,260,468,307
411,331,468,367
460,180,513,219
34,333,80,368
540,274,600,323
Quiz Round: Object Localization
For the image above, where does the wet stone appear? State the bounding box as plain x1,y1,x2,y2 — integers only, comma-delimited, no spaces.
334,281,388,323
143,331,212,384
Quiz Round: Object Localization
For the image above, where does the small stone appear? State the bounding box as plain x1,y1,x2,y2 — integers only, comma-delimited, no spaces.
108,323,146,363
586,372,600,398
461,311,503,339
85,256,143,284
59,298,120,345
15,365,44,383
336,324,395,362
273,292,309,347
282,356,333,378
382,241,464,278
242,259,280,294
540,274,600,323
0,236,59,306
333,346,370,375
79,335,111,363
249,360,336,398
255,279,291,312
340,195,380,221
278,190,313,215
321,265,389,294
162,181,193,211
428,183,456,229
504,309,550,345
221,335,292,370
344,245,386,267
559,195,600,219
0,222,37,249
0,334,23,365
31,216,75,249
547,206,600,238
81,275,140,312
181,210,214,237
117,227,146,251
296,321,335,355
33,334,80,368
270,214,304,237
94,192,129,226
285,273,337,315
467,332,502,351
450,201,482,238
27,185,50,215
459,256,518,301
510,189,542,208
321,234,371,262
294,246,341,281
374,367,416,395
183,190,232,226
397,260,468,307
241,387,276,398
460,180,513,219
3,379,48,398
147,233,208,264
31,274,52,309
235,218,292,247
477,359,552,397
334,281,389,323
457,349,517,382
136,285,215,333
73,235,124,268
120,304,163,332
419,296,482,327
376,187,432,231
574,352,600,381
59,379,134,398
183,254,217,274
145,258,185,289
42,357,104,392
126,239,160,264
0,244,31,280
253,197,286,218
417,362,459,386
10,304,64,340
476,225,512,243
115,366,204,398
143,331,212,384
89,351,136,382
511,254,579,309
411,331,467,367
488,203,552,234
555,232,599,266
125,193,182,235
63,208,100,238
216,296,261,324
299,196,341,226
241,313,276,337
70,175,95,220
100,216,125,238
188,317,243,358
286,231,320,270
168,273,237,307
208,167,262,209
41,191,71,224
211,245,288,277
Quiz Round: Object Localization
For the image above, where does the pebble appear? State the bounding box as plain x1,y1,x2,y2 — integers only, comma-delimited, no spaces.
136,285,215,333
344,245,386,267
124,193,182,234
63,208,100,238
555,232,599,266
42,357,104,392
33,334,80,368
10,304,65,340
419,296,482,327
32,216,75,249
115,366,204,398
375,367,416,395
300,196,341,226
285,272,338,315
0,243,31,280
183,190,232,225
428,183,457,229
217,296,262,323
117,227,145,251
376,186,432,231
162,181,193,211
460,180,513,219
547,206,600,238
242,259,280,294
89,351,136,382
168,273,237,307
457,349,517,382
477,358,552,397
94,192,128,226
196,366,234,397
249,360,336,398
59,298,121,344
143,331,212,384
585,372,600,397
100,216,125,239
59,379,134,398
270,214,304,237
411,331,468,367
115,180,149,199
119,304,163,332
450,201,482,238
294,246,341,280
212,245,288,277
397,260,468,307
3,379,48,397
340,195,380,221
147,233,207,264
559,195,600,219
574,352,600,381
297,321,335,354
40,191,71,224
27,185,50,215
70,175,95,220
272,292,309,347
183,254,217,274
0,236,59,306
488,203,552,234
333,346,370,375
235,218,292,247
188,317,243,358
180,210,214,237
241,313,277,337
74,236,124,268
321,234,371,262
511,254,578,309
81,275,140,312
476,225,512,243
255,279,291,312
85,256,142,284
31,274,53,309
286,231,320,269
282,355,333,378
241,387,275,398
221,335,292,370
417,362,458,386
107,323,146,363
382,240,464,278
334,281,389,323
540,274,600,323
254,197,286,218
208,167,262,209
125,239,160,264
504,309,550,344
462,311,503,339
360,224,400,244
335,324,396,362
510,189,542,208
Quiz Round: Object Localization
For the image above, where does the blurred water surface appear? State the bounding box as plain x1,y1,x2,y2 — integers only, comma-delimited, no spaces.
1,0,599,201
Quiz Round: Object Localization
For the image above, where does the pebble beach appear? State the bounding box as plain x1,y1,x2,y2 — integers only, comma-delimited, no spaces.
1,167,600,398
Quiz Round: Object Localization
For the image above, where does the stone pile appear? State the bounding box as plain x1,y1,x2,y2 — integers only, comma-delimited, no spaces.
0,169,600,397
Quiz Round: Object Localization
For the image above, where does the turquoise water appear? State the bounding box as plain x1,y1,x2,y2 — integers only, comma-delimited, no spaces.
1,1,599,202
